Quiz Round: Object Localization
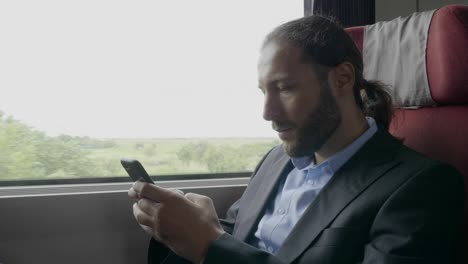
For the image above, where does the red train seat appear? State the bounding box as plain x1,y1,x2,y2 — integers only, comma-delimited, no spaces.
345,4,468,261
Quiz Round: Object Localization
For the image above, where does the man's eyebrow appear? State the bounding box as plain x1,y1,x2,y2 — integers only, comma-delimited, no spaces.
261,76,295,87
270,73,293,82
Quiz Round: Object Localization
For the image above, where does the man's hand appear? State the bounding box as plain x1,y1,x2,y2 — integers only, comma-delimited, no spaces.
128,182,225,264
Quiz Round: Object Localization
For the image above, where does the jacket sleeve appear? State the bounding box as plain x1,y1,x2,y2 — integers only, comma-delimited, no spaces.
361,163,465,264
147,238,191,264
203,233,285,264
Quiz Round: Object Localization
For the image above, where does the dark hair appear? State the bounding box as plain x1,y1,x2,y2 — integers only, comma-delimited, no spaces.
263,15,394,128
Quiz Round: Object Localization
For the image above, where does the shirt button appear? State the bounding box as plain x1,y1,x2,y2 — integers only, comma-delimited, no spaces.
268,246,274,253
277,208,285,215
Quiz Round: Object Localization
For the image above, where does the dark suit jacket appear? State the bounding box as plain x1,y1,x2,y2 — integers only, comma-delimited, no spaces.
148,129,465,264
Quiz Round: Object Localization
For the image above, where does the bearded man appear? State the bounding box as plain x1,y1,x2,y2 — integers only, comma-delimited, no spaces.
129,15,464,264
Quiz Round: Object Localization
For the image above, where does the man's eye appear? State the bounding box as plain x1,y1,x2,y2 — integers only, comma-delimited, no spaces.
278,84,293,91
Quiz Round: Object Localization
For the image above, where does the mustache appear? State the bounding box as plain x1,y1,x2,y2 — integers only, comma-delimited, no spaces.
272,121,295,132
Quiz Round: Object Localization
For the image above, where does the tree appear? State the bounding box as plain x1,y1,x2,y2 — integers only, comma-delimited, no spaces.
177,144,194,165
0,112,100,180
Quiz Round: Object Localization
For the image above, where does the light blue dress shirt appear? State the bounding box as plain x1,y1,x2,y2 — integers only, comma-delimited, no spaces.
251,117,378,254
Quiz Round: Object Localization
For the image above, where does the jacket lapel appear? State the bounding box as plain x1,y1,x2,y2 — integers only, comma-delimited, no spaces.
234,148,292,242
275,130,402,263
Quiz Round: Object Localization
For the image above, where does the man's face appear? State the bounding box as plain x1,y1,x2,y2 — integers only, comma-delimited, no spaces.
258,41,341,157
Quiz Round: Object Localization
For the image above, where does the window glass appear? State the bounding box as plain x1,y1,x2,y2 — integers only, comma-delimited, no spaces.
0,1,302,181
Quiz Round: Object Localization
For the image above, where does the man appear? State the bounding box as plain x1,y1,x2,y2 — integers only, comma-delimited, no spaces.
128,15,464,263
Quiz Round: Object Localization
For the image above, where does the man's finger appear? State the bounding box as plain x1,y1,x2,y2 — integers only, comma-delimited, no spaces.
137,198,161,216
139,223,154,236
133,182,181,203
133,204,166,242
133,202,155,227
128,187,140,200
173,189,184,196
185,192,213,207
137,221,164,242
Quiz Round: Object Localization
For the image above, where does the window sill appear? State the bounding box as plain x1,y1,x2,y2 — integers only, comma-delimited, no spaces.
0,177,250,198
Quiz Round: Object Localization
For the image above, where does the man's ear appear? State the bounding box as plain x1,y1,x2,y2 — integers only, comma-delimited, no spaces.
328,62,355,98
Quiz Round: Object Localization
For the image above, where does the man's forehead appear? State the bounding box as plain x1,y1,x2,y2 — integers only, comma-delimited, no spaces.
258,41,301,67
257,41,311,84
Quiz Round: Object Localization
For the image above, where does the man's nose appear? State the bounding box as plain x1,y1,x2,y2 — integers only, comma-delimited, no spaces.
262,93,281,121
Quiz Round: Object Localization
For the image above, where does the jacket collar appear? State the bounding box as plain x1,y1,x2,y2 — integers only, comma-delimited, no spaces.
233,128,402,262
275,128,402,262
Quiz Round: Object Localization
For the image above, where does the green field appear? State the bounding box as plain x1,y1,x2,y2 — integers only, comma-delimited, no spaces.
89,137,280,177
0,112,280,181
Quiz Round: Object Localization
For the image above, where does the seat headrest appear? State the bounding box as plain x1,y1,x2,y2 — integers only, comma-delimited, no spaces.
345,4,468,107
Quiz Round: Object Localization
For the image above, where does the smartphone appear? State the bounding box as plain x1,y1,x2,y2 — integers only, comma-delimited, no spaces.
120,159,154,184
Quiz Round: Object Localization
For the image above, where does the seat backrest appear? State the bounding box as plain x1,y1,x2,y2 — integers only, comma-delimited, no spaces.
345,4,468,261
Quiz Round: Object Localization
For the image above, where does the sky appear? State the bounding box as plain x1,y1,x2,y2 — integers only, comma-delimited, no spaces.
0,1,302,138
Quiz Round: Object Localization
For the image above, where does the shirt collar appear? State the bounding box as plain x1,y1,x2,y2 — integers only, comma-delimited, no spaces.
291,117,378,173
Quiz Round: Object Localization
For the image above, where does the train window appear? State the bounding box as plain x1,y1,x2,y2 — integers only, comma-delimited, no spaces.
0,1,302,184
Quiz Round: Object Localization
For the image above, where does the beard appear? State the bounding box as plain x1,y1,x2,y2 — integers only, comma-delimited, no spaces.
281,82,341,157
